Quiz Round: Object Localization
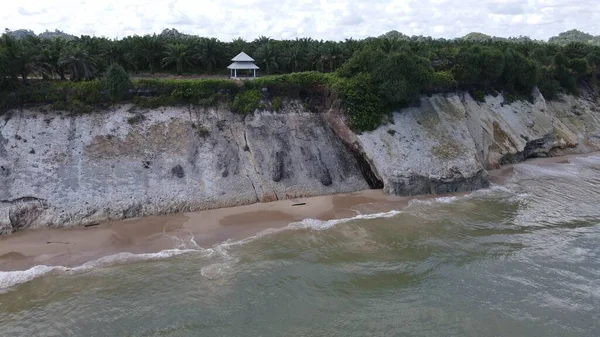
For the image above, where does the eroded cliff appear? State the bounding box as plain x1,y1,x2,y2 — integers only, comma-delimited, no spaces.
2,89,600,233
354,89,600,195
0,103,369,234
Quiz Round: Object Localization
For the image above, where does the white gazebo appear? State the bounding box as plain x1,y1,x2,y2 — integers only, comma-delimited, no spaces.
227,52,259,78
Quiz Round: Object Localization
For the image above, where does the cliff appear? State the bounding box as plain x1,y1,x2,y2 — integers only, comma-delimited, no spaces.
0,103,369,234
353,89,600,196
2,89,600,234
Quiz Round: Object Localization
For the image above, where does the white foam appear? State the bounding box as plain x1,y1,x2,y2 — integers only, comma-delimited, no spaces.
0,249,196,292
407,196,460,207
0,210,405,291
570,155,600,167
288,210,403,231
0,265,67,291
513,163,580,179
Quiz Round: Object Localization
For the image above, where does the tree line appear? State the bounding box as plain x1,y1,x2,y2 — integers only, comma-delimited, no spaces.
1,28,598,84
2,28,600,131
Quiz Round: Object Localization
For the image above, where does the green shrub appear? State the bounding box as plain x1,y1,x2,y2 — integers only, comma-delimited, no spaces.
340,73,384,131
272,96,282,111
472,90,486,102
104,64,131,101
51,99,92,114
431,71,457,91
232,89,261,114
133,95,177,109
539,79,561,100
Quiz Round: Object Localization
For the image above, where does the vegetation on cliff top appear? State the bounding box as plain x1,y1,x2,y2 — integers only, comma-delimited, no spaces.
2,28,600,131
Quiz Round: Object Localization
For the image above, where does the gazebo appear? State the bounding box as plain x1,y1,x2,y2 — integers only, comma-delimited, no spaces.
227,52,259,78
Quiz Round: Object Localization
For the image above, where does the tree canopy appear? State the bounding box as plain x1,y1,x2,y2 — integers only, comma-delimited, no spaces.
2,28,600,131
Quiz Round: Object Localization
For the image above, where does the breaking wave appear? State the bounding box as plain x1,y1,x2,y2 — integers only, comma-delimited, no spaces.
0,249,196,292
0,210,403,292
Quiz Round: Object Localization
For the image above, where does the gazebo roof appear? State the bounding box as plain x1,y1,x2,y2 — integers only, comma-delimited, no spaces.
231,52,255,62
227,62,259,70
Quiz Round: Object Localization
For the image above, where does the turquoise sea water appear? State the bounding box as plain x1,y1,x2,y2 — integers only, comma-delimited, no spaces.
1,156,600,336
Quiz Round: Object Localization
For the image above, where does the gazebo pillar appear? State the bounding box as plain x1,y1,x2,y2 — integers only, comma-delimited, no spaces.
253,69,256,78
234,69,237,78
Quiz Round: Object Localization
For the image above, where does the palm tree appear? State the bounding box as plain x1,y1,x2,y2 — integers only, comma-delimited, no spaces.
44,37,68,79
283,43,306,73
118,37,141,73
230,37,247,56
1,34,50,82
101,40,122,65
306,40,325,72
254,35,272,47
256,42,280,74
195,37,224,73
139,35,163,74
318,42,344,72
380,37,403,54
343,38,362,59
162,43,192,75
58,45,99,81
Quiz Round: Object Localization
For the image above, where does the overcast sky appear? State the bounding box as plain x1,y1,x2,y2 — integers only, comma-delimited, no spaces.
4,0,599,41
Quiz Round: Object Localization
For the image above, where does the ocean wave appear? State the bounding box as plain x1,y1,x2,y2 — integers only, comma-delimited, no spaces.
288,210,403,231
407,196,460,207
0,249,197,292
0,210,405,291
571,155,600,165
512,162,583,180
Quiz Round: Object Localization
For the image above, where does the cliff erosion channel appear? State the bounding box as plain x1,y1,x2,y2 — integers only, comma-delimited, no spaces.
2,89,600,234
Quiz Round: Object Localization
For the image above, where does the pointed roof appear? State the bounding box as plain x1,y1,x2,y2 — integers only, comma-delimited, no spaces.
232,52,255,62
228,62,259,70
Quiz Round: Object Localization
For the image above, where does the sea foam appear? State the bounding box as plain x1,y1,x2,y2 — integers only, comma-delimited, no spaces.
0,249,196,292
0,210,404,291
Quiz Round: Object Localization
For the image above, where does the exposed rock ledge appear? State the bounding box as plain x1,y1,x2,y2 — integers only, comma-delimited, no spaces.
1,89,600,233
351,89,600,196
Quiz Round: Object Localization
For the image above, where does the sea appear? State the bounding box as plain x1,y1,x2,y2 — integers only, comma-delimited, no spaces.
1,156,600,336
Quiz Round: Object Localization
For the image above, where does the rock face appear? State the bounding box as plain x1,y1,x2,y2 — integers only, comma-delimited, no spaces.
2,89,600,233
0,104,369,233
356,89,600,195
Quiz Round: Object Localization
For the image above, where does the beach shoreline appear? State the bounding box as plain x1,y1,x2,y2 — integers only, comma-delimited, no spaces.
1,151,598,273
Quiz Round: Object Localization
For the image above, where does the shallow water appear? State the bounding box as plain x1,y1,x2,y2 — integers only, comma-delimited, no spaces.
1,157,600,336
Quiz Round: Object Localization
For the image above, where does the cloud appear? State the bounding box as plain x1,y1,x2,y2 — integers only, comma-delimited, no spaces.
17,5,47,16
489,1,526,15
2,0,599,41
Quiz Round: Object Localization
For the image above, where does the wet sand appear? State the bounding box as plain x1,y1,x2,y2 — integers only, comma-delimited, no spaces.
0,190,412,271
1,152,598,271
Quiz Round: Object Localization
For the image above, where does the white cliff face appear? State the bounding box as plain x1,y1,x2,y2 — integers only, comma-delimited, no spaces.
356,89,600,196
0,104,369,234
2,90,600,233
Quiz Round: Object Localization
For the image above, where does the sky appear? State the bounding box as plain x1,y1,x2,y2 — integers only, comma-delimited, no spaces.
3,0,600,41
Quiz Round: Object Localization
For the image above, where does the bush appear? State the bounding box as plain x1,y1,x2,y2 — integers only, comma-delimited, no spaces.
472,90,486,102
132,95,177,109
272,96,282,111
431,71,458,92
539,67,561,100
232,89,261,114
104,64,131,101
340,73,384,131
51,99,92,114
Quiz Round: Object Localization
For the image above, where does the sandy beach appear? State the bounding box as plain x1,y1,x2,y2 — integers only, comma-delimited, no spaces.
1,152,598,272
0,190,413,271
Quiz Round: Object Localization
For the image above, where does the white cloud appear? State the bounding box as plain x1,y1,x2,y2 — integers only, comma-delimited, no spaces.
2,0,599,41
